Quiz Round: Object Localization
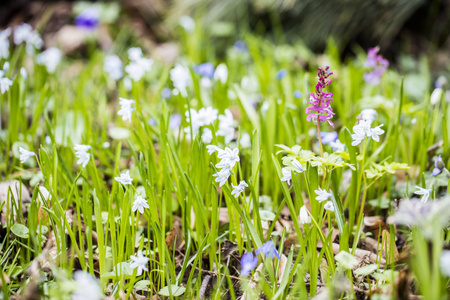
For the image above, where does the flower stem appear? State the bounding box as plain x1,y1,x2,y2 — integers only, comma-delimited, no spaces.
316,122,324,157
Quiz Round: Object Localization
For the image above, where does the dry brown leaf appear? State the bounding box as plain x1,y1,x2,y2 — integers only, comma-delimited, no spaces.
277,254,288,284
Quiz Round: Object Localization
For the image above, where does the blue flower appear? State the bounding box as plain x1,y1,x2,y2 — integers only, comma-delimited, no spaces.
161,87,172,99
195,63,215,78
75,6,100,30
319,131,338,145
234,40,248,52
294,90,302,99
431,155,444,176
169,113,182,129
255,240,280,259
276,69,287,80
240,252,258,276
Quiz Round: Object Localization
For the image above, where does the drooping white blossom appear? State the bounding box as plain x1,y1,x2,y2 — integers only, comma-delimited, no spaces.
19,147,36,163
299,205,311,224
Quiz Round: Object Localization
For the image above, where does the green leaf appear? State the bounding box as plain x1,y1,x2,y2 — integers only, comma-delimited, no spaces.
259,209,276,221
354,264,378,276
335,251,358,269
134,280,151,289
11,224,29,239
158,285,186,297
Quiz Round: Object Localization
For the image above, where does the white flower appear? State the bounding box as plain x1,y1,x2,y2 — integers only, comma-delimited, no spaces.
20,67,27,80
170,64,191,97
214,63,228,83
14,23,33,45
360,108,377,123
0,77,12,94
291,159,304,173
72,270,103,300
201,128,213,144
130,250,149,276
213,169,231,186
74,144,91,168
240,133,251,148
217,109,235,143
132,195,149,214
299,205,310,224
414,186,432,203
430,88,443,105
330,139,345,152
0,28,11,59
324,200,335,212
102,142,110,148
367,124,384,142
128,47,143,61
179,16,195,32
218,147,240,166
38,186,51,203
281,168,292,184
351,120,384,146
231,180,248,198
206,145,221,155
118,97,135,122
104,54,123,80
19,147,36,163
125,49,152,82
36,47,62,73
184,107,218,139
315,187,332,202
440,250,450,277
200,77,212,89
115,170,133,185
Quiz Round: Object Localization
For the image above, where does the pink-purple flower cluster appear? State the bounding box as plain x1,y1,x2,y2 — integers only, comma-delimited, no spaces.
363,47,389,86
305,66,335,128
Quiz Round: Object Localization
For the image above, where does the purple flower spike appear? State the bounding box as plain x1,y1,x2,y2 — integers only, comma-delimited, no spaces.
75,6,100,30
305,66,335,128
240,252,258,276
431,155,444,176
363,47,389,86
255,240,281,260
195,63,215,78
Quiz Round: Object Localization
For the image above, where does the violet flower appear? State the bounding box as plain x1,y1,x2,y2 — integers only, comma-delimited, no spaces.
294,90,302,99
255,240,281,259
319,131,338,145
276,69,287,80
363,47,389,86
240,252,258,276
431,155,445,176
75,6,100,30
305,66,335,127
195,63,215,78
234,40,248,52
